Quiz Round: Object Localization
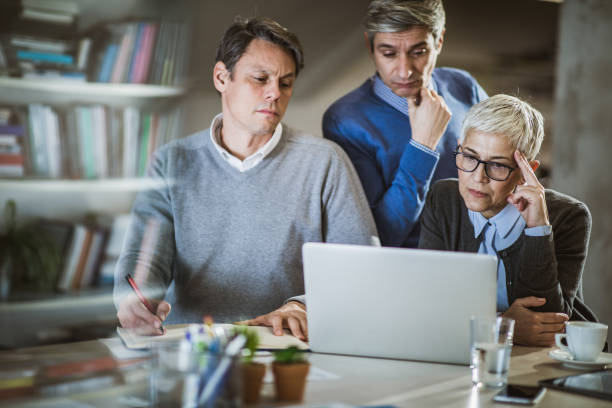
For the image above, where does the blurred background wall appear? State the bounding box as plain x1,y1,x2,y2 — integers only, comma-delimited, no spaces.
552,0,612,347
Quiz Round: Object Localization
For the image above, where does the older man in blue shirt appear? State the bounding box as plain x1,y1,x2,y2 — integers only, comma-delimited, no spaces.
323,0,487,247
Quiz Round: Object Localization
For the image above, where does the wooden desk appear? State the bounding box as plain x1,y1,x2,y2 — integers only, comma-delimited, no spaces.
1,339,610,407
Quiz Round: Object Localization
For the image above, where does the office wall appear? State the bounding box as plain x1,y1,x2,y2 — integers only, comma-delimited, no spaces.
553,0,612,345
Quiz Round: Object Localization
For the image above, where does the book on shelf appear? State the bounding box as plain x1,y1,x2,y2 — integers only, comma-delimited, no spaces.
20,8,74,26
26,104,61,178
0,118,24,176
20,0,79,26
80,228,109,288
9,34,72,53
75,37,91,71
56,223,85,291
68,226,94,290
129,22,158,84
138,112,152,177
122,106,140,178
16,49,74,65
55,222,110,292
22,0,80,15
110,23,137,84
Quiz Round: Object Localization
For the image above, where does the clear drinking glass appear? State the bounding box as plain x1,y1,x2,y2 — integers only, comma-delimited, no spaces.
470,316,515,388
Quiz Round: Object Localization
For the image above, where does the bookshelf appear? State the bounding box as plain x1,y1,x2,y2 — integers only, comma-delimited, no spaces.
0,0,192,347
0,77,185,106
0,178,165,222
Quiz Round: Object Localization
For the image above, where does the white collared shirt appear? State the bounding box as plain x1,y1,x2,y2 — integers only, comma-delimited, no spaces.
209,113,283,172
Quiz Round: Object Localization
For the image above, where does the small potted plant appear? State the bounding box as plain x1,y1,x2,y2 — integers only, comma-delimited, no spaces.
0,200,61,300
272,345,310,402
234,325,266,405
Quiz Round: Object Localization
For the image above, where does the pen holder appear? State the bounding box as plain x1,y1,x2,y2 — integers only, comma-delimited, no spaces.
149,341,241,408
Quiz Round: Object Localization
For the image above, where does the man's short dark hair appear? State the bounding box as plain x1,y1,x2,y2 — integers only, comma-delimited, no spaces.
215,17,304,77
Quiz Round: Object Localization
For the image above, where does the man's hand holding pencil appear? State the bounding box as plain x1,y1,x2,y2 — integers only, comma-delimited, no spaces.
117,273,171,336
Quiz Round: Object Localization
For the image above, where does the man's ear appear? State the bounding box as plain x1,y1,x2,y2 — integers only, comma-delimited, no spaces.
364,31,373,55
436,28,445,53
213,61,229,93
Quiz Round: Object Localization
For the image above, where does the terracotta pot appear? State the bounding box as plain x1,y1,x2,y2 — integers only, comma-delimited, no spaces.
271,362,310,402
241,362,266,405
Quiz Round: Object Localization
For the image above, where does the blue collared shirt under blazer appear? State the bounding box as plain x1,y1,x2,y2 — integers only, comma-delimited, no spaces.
469,203,552,312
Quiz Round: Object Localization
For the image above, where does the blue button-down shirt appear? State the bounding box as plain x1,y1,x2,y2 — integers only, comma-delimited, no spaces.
372,74,439,158
323,67,488,247
469,203,552,312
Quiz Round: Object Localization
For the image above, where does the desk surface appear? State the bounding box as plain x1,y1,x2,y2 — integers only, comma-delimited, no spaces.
1,337,611,407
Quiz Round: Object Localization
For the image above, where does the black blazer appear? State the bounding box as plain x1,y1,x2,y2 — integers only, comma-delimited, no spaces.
418,178,598,323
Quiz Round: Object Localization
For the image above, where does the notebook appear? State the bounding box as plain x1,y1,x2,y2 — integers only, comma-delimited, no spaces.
117,324,309,350
302,242,497,365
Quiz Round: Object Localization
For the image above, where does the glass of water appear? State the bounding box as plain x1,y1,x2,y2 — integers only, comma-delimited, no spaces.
470,316,515,388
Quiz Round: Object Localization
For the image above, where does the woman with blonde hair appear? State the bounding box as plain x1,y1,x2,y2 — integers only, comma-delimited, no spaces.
419,94,598,347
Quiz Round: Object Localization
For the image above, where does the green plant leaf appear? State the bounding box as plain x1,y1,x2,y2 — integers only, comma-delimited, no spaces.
273,346,306,364
233,325,260,364
0,200,62,293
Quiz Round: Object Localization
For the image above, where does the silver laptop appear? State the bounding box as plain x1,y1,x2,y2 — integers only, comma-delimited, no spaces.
302,242,497,365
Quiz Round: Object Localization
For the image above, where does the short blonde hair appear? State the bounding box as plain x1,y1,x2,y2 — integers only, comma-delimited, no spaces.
460,94,544,161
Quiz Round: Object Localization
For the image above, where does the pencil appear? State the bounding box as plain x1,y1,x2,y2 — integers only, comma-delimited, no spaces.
125,274,156,315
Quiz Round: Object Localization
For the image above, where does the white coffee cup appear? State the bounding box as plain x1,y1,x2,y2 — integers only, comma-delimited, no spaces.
555,322,608,361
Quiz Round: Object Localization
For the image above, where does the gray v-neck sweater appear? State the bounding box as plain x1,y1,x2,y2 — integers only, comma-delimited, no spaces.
114,124,377,324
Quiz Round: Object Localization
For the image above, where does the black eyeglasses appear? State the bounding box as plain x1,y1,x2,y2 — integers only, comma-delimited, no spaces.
453,149,517,181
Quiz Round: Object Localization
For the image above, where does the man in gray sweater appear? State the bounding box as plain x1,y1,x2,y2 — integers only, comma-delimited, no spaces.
114,17,377,340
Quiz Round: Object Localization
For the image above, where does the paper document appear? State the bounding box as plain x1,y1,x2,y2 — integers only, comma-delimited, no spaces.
116,323,310,350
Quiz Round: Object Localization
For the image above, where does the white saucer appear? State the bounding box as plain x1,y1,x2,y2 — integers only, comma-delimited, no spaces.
548,349,612,370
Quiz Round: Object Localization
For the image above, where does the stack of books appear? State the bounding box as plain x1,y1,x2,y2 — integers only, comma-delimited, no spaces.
0,0,89,81
93,20,190,86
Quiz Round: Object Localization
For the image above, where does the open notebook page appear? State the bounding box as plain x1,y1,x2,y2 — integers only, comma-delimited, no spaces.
116,323,309,350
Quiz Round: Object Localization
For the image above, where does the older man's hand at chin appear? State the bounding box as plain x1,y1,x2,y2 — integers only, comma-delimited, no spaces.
236,301,308,341
502,296,569,347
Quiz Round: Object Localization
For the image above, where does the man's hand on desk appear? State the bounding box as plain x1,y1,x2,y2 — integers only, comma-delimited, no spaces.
503,296,568,347
237,301,308,341
117,295,171,336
